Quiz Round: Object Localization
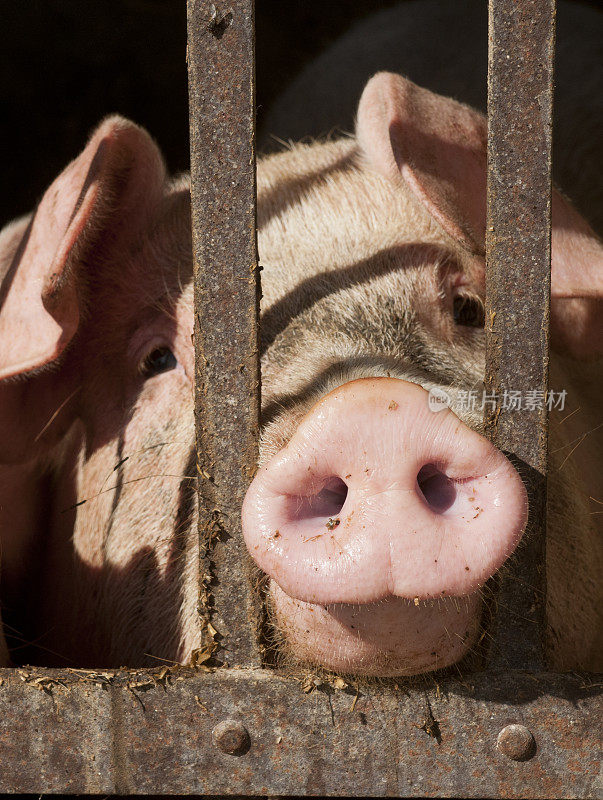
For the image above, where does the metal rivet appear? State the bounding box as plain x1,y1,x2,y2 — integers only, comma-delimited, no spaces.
212,719,250,755
497,724,536,761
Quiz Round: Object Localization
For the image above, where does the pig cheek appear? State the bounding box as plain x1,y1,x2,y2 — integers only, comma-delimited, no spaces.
71,375,192,577
71,373,198,655
269,580,482,676
92,374,194,555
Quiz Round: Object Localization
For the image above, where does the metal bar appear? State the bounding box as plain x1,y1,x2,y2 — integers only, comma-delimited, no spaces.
485,0,555,669
187,0,261,668
0,667,599,797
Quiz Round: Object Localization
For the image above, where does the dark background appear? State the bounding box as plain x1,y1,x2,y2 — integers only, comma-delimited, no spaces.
0,0,599,226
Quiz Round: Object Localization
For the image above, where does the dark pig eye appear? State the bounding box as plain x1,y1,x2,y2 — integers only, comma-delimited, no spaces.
453,295,485,328
140,346,177,377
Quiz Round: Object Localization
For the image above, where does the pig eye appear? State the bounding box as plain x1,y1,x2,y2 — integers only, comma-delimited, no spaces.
139,346,177,377
453,295,485,328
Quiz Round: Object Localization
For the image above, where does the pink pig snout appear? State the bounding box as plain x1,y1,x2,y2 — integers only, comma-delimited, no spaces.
243,378,527,605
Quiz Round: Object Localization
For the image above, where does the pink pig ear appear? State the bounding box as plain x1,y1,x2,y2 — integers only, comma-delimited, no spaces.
0,116,166,380
357,72,487,256
357,72,603,359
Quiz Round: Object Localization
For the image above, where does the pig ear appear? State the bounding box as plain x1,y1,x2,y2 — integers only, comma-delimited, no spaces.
357,72,603,359
0,116,166,380
356,72,487,256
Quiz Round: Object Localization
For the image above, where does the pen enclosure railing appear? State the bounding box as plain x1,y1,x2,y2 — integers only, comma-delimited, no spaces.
0,0,599,797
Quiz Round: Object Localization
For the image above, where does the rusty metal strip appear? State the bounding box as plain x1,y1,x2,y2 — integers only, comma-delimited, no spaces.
485,0,555,669
0,668,600,797
187,0,261,668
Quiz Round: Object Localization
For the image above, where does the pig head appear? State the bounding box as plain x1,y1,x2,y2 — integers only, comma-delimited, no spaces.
245,73,603,675
0,75,601,675
0,117,201,666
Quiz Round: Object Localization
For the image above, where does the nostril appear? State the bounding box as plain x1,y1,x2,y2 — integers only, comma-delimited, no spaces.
417,464,457,513
289,477,348,522
317,477,348,514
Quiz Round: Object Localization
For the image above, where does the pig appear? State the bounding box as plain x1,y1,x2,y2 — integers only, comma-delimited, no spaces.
0,74,601,674
260,0,603,238
0,124,201,666
244,72,602,676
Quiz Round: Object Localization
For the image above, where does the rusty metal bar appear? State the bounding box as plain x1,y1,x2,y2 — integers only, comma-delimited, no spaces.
0,667,600,797
187,0,261,668
485,0,555,669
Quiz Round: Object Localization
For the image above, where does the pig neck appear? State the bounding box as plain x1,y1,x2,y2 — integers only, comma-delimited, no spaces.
549,354,602,504
0,421,84,664
547,354,603,670
0,460,48,593
0,459,53,663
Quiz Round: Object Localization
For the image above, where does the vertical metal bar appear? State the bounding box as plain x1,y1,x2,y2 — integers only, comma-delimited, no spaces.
485,0,555,669
187,0,261,668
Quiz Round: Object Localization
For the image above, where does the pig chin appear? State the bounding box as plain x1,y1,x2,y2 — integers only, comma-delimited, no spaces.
270,580,482,676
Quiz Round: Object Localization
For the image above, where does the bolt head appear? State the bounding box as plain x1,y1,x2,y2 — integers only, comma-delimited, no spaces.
212,719,250,755
497,724,535,761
